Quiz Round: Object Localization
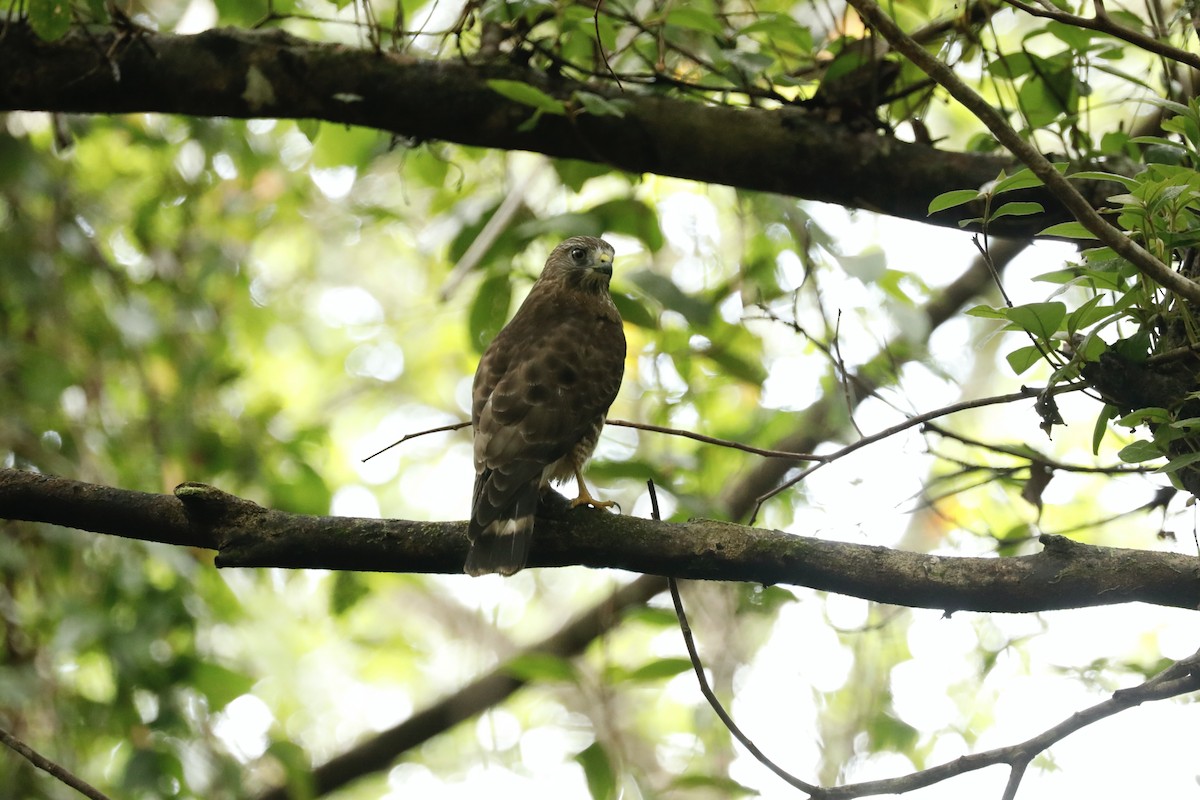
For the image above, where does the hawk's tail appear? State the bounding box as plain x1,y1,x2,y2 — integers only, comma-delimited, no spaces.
460,474,537,575
464,515,534,576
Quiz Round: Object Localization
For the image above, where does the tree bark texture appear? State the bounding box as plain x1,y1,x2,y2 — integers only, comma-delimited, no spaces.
0,22,1115,237
2,469,1197,613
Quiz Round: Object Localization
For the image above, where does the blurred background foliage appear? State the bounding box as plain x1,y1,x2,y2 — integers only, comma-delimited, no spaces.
3,0,1200,798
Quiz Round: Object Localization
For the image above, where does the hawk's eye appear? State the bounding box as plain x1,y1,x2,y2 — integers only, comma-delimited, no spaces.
570,247,587,261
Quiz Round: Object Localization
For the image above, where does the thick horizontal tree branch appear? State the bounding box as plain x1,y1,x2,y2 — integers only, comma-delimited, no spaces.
2,468,1198,613
0,22,1102,237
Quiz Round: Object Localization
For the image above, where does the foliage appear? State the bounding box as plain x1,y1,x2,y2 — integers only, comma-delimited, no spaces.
3,0,1200,798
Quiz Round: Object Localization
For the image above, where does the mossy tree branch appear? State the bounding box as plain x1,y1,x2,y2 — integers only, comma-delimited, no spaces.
2,469,1197,613
0,22,1114,239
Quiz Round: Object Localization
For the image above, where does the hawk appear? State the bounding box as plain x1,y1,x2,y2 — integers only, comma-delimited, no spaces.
466,236,626,576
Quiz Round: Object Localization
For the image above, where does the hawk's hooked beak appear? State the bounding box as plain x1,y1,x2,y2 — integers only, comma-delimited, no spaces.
594,252,613,277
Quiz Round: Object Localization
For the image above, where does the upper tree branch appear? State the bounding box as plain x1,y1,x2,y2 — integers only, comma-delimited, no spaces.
2,469,1198,613
849,0,1200,305
0,22,1100,237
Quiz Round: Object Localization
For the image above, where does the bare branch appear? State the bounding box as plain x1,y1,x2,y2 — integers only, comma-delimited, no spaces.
0,727,114,800
2,469,1198,612
670,577,818,794
923,421,1152,474
1002,0,1200,72
813,646,1200,799
608,419,826,462
749,382,1088,519
362,420,469,461
724,237,1032,520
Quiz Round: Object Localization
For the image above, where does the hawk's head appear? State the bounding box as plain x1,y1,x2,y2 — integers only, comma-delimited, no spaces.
542,236,616,293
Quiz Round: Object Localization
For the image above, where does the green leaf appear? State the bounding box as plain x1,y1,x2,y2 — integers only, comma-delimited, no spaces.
928,189,979,214
266,741,316,800
1158,450,1200,473
1006,344,1044,375
573,91,628,118
628,270,711,326
296,119,322,143
1018,69,1077,128
838,249,887,282
620,606,679,627
965,304,1010,320
670,774,761,796
990,201,1044,219
1066,295,1111,333
666,7,725,35
1116,408,1172,427
1093,403,1119,454
553,159,614,192
704,339,769,384
486,80,566,114
1039,221,1098,239
737,14,812,50
993,164,1066,194
312,123,382,169
469,272,512,354
987,52,1034,79
330,571,370,616
28,0,72,41
1068,170,1139,190
589,198,664,250
1006,301,1067,340
1114,330,1151,361
611,292,658,329
1117,439,1162,463
624,657,692,682
868,711,919,753
576,742,617,800
503,652,578,682
190,662,254,712
1045,19,1095,49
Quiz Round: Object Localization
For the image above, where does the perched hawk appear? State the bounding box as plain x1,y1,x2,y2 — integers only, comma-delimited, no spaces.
466,236,626,576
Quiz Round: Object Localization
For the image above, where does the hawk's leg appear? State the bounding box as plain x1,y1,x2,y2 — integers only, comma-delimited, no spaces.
570,468,617,510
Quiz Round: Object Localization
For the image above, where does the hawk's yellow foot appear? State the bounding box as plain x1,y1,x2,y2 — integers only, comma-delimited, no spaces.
570,468,616,509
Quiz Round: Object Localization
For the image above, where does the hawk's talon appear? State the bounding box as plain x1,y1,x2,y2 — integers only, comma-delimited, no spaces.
570,468,619,513
570,495,617,510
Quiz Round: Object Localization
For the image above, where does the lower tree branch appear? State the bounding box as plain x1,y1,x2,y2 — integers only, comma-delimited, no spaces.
2,469,1198,612
0,727,114,800
812,646,1200,799
254,574,669,800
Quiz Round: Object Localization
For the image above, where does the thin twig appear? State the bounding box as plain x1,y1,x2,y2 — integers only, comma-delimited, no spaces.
833,311,865,438
751,383,1087,519
662,542,818,792
1002,0,1200,72
365,418,827,463
923,422,1152,474
593,0,623,91
361,420,469,461
0,727,114,800
614,420,825,461
814,646,1200,798
649,480,815,792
